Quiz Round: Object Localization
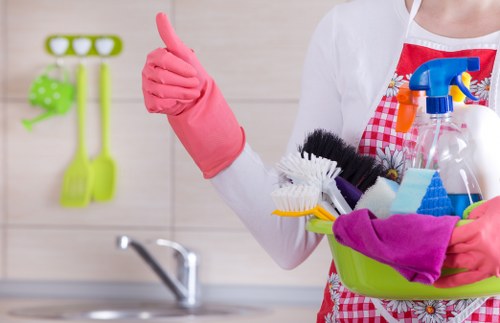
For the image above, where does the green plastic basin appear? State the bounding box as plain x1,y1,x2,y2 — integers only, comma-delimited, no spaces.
307,218,500,300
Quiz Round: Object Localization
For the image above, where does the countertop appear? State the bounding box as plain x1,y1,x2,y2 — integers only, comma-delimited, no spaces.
0,298,318,323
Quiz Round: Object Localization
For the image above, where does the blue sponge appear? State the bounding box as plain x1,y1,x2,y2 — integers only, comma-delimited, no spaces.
390,168,454,216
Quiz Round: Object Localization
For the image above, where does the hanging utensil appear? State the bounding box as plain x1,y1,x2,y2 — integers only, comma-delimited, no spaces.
91,37,117,202
60,37,94,207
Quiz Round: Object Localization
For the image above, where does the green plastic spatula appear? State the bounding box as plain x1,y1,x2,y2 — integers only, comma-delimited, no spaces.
91,60,117,201
60,61,94,207
92,37,117,202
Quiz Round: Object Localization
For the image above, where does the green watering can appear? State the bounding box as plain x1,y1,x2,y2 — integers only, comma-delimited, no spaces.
25,64,75,131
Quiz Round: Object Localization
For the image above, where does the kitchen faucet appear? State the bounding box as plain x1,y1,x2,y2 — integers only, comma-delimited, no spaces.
117,235,200,308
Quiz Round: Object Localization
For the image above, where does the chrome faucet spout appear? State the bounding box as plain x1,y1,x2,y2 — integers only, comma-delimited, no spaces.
116,235,200,308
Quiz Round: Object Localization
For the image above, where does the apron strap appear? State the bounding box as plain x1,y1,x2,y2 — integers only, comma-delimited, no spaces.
405,0,422,38
369,298,401,323
449,297,490,323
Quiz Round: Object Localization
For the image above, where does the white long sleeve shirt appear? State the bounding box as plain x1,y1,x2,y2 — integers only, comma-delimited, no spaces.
211,0,500,269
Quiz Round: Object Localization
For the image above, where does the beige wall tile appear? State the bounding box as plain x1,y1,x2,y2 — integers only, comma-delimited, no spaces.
174,101,298,229
175,0,342,101
6,0,172,100
6,228,176,281
0,227,4,278
0,102,4,225
0,0,5,226
6,102,173,227
0,0,5,99
2,0,347,285
175,230,332,287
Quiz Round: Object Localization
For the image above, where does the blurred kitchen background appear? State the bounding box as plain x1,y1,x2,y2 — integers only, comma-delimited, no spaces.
0,0,344,308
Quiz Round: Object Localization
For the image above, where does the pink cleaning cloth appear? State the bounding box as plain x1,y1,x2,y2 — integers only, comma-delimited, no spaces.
333,209,460,285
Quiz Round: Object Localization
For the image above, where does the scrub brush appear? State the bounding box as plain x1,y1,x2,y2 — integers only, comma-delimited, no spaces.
299,129,387,192
276,152,352,215
271,184,336,221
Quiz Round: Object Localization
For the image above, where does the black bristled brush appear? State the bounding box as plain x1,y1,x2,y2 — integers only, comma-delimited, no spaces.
298,129,388,193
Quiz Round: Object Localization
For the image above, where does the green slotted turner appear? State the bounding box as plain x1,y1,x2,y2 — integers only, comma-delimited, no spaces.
91,59,117,202
60,62,94,207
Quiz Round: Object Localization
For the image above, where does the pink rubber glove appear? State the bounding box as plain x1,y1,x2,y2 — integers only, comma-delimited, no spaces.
142,13,245,178
434,196,500,288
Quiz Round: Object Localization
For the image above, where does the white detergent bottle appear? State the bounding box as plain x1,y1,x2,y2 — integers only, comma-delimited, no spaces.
451,74,500,199
409,57,483,217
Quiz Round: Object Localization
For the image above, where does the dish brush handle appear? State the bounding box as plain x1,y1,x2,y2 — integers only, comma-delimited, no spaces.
324,182,353,215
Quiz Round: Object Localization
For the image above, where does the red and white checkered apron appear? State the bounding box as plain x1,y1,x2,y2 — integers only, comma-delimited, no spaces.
316,44,498,323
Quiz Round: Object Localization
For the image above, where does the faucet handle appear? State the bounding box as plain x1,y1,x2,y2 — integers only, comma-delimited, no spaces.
155,239,199,273
155,239,194,258
155,239,200,308
115,235,200,308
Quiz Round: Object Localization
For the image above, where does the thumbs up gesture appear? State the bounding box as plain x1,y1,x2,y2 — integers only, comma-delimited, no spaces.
142,13,206,115
141,13,245,179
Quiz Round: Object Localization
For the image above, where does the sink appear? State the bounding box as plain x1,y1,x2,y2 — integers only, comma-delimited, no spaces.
8,300,266,321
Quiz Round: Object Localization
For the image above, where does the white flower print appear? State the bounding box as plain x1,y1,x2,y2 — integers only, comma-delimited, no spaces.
405,73,413,81
470,76,491,100
327,273,340,296
325,312,335,323
386,73,405,97
376,146,405,182
386,300,415,313
327,273,340,319
413,300,446,323
446,298,474,316
331,292,340,317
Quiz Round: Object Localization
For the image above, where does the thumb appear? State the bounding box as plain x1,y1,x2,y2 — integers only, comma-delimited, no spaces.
156,12,189,57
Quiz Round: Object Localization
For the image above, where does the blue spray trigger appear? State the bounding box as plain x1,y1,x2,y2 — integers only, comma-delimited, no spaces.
451,75,479,101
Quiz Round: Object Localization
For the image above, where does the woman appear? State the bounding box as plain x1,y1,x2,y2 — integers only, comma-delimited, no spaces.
141,0,500,321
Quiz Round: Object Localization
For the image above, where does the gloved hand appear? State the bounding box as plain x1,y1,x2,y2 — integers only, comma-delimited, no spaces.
434,196,500,288
142,13,245,178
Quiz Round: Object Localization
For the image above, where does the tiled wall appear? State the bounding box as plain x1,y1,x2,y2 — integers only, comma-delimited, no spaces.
0,0,343,288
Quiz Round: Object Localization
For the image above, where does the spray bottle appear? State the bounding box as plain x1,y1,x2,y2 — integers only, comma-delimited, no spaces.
451,74,500,200
408,57,483,217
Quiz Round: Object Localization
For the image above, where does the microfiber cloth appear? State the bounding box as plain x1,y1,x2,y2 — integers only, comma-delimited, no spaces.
333,209,460,285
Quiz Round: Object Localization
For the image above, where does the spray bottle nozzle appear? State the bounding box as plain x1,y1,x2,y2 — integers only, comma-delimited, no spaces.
409,57,480,114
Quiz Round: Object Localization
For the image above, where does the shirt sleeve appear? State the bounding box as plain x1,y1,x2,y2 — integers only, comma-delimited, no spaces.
210,8,341,269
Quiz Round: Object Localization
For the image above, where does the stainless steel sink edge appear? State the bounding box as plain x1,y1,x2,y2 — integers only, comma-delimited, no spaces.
8,300,271,321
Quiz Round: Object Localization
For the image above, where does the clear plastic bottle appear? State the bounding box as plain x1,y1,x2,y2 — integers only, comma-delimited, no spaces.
408,57,483,217
411,111,482,216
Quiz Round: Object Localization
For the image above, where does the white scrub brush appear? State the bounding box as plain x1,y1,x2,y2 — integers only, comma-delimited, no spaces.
271,184,336,221
276,152,352,215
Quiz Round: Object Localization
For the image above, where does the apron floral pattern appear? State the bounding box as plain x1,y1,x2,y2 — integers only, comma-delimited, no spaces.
317,43,498,322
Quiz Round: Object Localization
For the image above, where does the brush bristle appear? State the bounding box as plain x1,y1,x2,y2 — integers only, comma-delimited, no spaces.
276,152,340,188
271,185,321,212
298,129,387,192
